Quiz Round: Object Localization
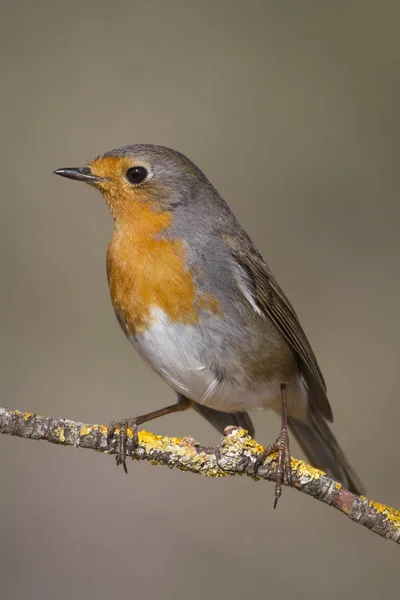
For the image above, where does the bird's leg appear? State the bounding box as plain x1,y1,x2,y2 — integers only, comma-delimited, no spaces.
255,383,292,508
107,395,194,473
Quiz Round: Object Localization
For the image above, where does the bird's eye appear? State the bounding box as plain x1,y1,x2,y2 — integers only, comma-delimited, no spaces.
126,166,148,185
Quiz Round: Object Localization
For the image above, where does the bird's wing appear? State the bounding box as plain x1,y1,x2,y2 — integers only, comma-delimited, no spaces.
223,232,333,422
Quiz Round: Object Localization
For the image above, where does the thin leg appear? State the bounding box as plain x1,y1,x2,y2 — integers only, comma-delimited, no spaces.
255,383,292,508
108,395,194,473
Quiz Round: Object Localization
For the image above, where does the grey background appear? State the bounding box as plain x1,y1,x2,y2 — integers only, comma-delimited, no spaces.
1,1,399,598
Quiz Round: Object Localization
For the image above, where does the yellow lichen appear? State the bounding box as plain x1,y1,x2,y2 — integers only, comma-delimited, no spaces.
368,500,400,530
54,426,66,443
98,425,109,436
242,438,264,455
290,456,325,480
79,425,91,437
23,412,34,421
138,429,184,450
224,428,264,454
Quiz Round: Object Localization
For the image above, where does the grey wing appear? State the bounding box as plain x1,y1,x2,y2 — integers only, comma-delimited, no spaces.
223,231,333,422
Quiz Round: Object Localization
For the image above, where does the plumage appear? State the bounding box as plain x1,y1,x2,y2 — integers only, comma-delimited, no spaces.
223,234,333,422
54,144,364,495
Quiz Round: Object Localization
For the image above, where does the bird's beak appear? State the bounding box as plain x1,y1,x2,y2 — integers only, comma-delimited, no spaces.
53,167,106,184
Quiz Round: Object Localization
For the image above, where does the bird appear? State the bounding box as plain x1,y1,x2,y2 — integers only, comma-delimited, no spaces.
54,144,364,505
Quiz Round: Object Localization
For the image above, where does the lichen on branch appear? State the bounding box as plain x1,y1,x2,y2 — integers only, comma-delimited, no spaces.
0,406,399,545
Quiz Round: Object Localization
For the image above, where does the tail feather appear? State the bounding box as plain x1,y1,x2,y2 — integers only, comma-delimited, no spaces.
288,410,364,495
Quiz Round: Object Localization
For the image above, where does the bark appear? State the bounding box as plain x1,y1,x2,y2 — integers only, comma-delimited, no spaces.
1,406,399,544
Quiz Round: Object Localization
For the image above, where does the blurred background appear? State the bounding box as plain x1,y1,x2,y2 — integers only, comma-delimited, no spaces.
1,1,399,598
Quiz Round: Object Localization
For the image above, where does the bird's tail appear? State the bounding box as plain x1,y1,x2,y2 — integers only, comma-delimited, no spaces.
288,410,364,495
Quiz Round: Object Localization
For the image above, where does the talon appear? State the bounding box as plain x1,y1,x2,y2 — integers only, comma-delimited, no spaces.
273,429,291,505
107,418,138,472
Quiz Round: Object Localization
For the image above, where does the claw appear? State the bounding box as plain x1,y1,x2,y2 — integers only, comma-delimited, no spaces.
255,434,291,507
273,430,291,508
107,418,139,472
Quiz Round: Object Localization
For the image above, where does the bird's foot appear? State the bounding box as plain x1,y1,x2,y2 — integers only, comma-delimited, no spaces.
107,418,139,473
255,430,292,508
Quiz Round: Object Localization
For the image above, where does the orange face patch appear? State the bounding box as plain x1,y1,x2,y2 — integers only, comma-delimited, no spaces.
88,155,156,220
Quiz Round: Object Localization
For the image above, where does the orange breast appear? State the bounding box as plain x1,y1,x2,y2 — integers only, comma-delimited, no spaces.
106,202,221,335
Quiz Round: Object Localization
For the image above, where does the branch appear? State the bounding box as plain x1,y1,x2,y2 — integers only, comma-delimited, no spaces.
1,407,399,544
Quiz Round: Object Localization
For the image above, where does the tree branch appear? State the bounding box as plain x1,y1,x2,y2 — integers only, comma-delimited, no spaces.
1,406,399,544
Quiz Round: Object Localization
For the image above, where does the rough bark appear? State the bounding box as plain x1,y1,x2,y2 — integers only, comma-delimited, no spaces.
1,406,399,544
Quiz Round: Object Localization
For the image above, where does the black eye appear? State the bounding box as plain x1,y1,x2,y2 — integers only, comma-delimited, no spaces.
126,166,148,185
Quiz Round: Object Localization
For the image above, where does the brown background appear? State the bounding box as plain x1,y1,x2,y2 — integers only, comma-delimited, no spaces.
1,1,399,598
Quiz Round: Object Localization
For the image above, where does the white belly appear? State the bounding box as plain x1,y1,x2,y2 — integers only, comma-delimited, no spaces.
129,307,308,416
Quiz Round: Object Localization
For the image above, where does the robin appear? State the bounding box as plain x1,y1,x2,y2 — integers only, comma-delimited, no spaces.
54,145,364,505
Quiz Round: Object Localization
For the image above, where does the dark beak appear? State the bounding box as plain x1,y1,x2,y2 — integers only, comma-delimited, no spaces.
53,167,105,184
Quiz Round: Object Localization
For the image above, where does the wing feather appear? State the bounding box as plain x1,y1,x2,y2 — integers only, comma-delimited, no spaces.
224,233,333,421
